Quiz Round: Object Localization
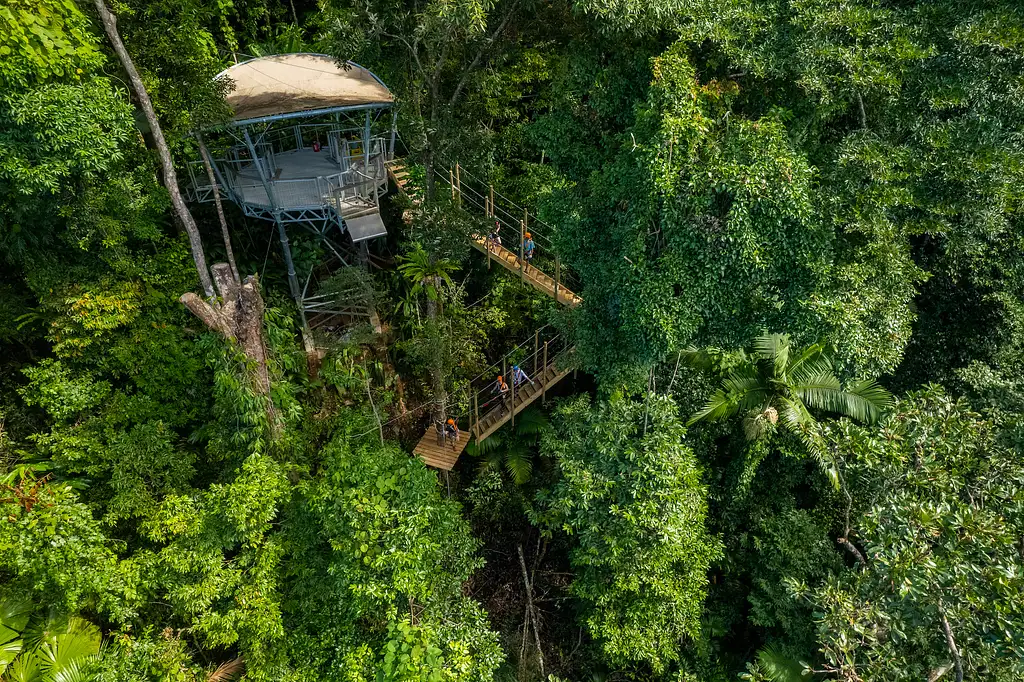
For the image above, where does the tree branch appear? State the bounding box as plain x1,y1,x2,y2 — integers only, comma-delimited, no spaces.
91,0,214,298
448,0,521,107
938,602,964,682
517,543,545,678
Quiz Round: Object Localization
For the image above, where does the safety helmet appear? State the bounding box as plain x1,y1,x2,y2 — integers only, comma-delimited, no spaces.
447,418,455,426
525,232,532,239
513,365,520,371
497,375,504,381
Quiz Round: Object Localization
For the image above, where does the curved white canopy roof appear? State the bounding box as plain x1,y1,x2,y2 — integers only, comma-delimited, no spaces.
217,54,393,124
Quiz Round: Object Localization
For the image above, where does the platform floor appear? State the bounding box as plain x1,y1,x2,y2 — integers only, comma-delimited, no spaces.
237,148,344,182
228,149,384,212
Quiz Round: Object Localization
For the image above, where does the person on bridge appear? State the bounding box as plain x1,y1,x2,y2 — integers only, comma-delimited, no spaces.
492,374,510,415
511,364,534,389
523,232,536,270
444,418,460,451
487,221,502,250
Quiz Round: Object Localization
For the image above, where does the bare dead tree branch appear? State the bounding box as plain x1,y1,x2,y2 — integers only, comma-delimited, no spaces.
196,133,240,285
91,0,214,298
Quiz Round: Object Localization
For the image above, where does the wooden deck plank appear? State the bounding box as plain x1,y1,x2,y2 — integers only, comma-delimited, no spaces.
412,428,469,471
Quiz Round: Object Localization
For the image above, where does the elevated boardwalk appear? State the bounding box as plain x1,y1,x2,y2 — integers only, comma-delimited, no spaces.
389,157,580,470
412,427,471,470
411,360,571,471
470,237,581,307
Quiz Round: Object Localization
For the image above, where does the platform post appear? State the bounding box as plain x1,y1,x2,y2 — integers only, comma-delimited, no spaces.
510,371,516,428
455,163,462,206
363,110,371,169
473,393,479,436
542,341,548,404
450,169,455,201
534,330,539,377
519,220,525,280
389,109,398,159
243,129,301,305
554,256,560,303
489,185,495,216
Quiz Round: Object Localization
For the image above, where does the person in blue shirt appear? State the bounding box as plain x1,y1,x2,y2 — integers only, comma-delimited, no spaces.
511,365,533,389
522,232,535,271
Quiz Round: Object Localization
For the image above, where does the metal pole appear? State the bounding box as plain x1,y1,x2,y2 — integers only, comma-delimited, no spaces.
474,393,479,436
363,110,371,169
542,341,548,404
243,129,301,303
510,370,516,428
388,108,397,160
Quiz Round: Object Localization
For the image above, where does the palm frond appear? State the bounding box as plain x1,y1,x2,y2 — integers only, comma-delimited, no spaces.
844,379,894,424
752,333,790,376
208,657,246,682
0,598,33,634
688,389,740,425
788,357,834,385
8,648,41,682
0,630,24,678
466,433,503,457
786,340,827,376
513,408,548,437
756,644,805,682
721,366,771,413
504,445,534,485
792,422,839,490
40,617,100,673
777,397,814,430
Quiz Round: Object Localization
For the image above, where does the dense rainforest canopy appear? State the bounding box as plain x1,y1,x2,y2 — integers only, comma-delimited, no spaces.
1,0,1023,681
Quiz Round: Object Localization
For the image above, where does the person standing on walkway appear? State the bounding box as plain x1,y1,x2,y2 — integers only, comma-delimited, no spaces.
522,232,535,272
511,364,534,389
444,418,460,451
492,374,510,415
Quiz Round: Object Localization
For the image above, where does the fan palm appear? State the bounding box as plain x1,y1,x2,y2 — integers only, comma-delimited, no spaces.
466,408,548,485
397,245,459,421
685,334,893,483
397,246,457,307
0,597,101,682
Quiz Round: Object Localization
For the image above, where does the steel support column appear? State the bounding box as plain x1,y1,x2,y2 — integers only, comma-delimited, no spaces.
244,129,301,303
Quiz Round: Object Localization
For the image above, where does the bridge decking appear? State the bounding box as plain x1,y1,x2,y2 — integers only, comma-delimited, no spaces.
470,237,581,308
389,158,580,470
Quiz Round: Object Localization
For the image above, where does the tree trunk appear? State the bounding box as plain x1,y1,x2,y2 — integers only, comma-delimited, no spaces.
181,264,276,432
196,133,240,285
425,284,446,424
91,0,215,298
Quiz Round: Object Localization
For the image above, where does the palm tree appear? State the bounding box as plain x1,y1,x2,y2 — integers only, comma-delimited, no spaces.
684,333,893,484
397,246,458,422
466,408,548,485
0,597,101,682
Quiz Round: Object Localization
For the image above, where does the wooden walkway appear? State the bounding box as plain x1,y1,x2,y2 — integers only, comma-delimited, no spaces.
470,237,581,307
471,362,571,443
412,426,470,471
410,361,571,471
389,157,580,470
